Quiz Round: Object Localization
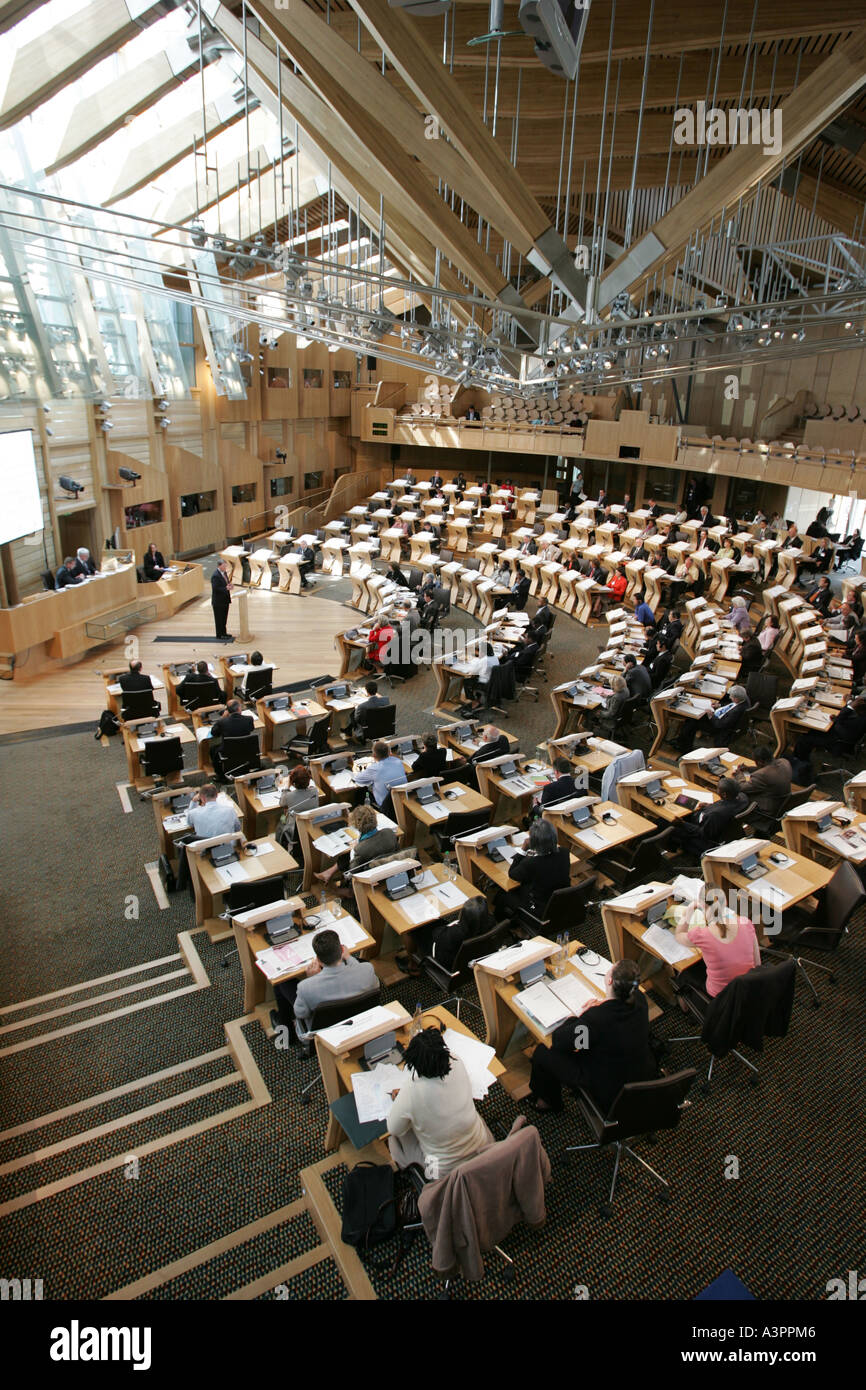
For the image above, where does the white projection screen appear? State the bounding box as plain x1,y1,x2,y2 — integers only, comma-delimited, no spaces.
0,429,44,546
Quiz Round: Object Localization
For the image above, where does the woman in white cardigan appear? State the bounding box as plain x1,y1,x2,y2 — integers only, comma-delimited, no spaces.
387,1027,493,1179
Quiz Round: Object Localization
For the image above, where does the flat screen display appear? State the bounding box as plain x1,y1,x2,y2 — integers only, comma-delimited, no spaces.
0,430,44,546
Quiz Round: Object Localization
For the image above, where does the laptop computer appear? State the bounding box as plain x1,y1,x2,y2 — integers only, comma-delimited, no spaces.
266,911,298,946
325,683,349,700
270,695,290,711
257,772,276,793
211,841,238,868
645,898,668,926
415,784,438,805
572,805,597,828
739,851,768,879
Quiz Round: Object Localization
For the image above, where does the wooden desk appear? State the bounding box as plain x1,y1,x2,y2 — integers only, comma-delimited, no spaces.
150,785,239,865
475,756,556,819
702,840,833,922
474,938,606,1098
782,802,866,869
352,861,483,958
316,1001,503,1152
769,698,834,759
438,723,519,760
187,834,298,940
617,771,718,824
542,799,656,862
0,564,139,662
294,803,401,893
232,897,375,1018
334,628,370,679
122,719,196,789
391,780,492,848
220,545,246,585
256,696,326,755
549,680,606,740
233,768,310,840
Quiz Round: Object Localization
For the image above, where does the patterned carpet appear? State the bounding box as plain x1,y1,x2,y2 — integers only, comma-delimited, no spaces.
0,584,862,1301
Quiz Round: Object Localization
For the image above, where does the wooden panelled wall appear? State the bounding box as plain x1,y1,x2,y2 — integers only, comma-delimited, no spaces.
3,312,866,602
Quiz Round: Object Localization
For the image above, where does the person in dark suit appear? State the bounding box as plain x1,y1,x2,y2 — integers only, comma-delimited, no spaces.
429,897,493,973
657,608,683,647
118,661,153,692
56,556,85,588
695,504,716,529
512,633,540,682
529,599,554,638
499,818,569,918
387,561,409,588
143,543,168,581
734,747,792,823
529,958,658,1114
647,636,674,690
540,757,580,806
510,572,531,610
347,681,390,740
210,698,255,779
297,542,315,589
804,576,833,617
737,628,763,680
412,733,450,779
669,778,748,857
177,659,223,710
419,581,449,630
468,726,509,767
518,536,537,557
645,497,661,519
211,561,232,640
71,547,98,577
624,653,652,699
793,696,866,763
675,685,749,753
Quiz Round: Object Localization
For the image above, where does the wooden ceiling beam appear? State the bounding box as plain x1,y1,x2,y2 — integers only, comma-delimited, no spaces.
599,23,866,310
246,0,512,303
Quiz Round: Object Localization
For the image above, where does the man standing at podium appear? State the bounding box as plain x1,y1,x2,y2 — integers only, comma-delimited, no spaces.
211,560,232,641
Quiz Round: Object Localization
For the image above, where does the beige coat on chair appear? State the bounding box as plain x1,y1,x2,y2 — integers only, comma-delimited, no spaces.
418,1116,551,1281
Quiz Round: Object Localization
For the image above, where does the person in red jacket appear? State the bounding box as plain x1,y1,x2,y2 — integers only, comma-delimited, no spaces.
591,563,628,618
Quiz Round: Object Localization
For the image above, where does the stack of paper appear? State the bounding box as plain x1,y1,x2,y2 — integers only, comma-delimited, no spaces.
401,893,441,926
642,923,696,964
442,1029,497,1099
351,1064,405,1123
314,828,354,857
432,881,468,910
513,981,573,1033
548,973,597,1015
215,862,249,887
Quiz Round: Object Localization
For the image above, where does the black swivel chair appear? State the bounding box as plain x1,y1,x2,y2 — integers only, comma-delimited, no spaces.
179,678,224,712
566,1070,696,1216
356,703,397,744
430,808,492,858
139,736,184,790
288,714,331,762
241,667,274,703
216,733,262,780
121,687,161,720
670,959,795,1093
510,875,598,939
419,919,514,1024
761,861,865,1005
594,825,675,887
300,985,382,1098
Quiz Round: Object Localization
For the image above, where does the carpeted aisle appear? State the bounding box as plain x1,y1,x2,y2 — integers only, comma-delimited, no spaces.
0,598,863,1301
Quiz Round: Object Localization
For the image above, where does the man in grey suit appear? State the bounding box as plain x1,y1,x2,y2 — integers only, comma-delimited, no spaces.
271,930,378,1042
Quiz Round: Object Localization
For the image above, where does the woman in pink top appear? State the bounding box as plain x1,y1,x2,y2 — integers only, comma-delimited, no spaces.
673,900,761,997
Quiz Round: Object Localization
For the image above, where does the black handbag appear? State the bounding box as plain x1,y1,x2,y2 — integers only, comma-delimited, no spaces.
340,1161,396,1249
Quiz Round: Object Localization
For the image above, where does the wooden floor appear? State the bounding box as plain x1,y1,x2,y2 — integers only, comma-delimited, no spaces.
0,580,354,733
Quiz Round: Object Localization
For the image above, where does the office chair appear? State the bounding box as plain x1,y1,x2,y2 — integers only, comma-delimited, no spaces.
513,648,542,703
220,878,287,968
241,667,274,703
430,808,492,858
510,875,598,940
299,984,382,1100
815,732,866,786
419,919,514,1024
761,860,865,1006
594,825,675,887
744,671,777,746
139,736,184,792
565,1070,696,1217
402,1118,551,1292
179,678,224,712
669,960,796,1090
356,703,396,745
216,734,262,781
121,688,161,720
287,714,331,762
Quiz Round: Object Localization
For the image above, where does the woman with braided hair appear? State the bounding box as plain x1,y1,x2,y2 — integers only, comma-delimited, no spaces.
529,959,658,1114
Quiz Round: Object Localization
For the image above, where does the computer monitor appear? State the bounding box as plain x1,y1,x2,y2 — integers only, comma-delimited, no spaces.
330,757,348,773
415,784,437,804
138,722,158,738
740,852,758,874
499,759,517,777
271,695,290,711
816,813,833,833
644,778,664,800
572,804,595,827
325,683,348,700
265,911,297,943
257,772,276,793
172,662,193,677
384,870,412,898
452,723,472,741
170,792,191,812
645,899,667,926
